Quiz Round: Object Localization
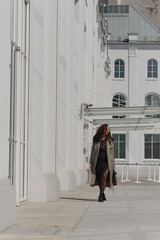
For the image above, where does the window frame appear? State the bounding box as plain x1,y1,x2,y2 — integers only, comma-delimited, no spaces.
147,59,158,80
113,134,126,160
145,94,160,118
114,59,125,80
9,0,30,204
112,94,126,118
144,134,160,160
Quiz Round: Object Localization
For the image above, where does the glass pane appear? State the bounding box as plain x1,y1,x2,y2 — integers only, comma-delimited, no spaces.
114,5,118,13
153,114,160,119
153,65,157,71
153,143,159,158
113,95,118,105
113,102,118,107
148,72,152,78
106,6,108,13
113,134,118,141
120,142,125,158
115,71,119,78
113,95,118,100
124,5,129,13
120,101,126,107
115,60,119,66
148,66,152,71
119,95,126,106
152,95,159,105
153,72,157,78
119,5,123,13
109,5,113,13
120,66,124,71
153,134,160,142
119,60,124,66
153,59,157,66
120,72,124,78
114,142,118,158
120,134,125,141
120,95,125,101
145,95,151,106
148,60,152,66
115,66,119,71
145,143,151,158
145,134,151,142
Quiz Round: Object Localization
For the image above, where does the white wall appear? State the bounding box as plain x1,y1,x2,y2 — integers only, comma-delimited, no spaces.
109,44,160,106
109,46,128,104
56,0,108,190
0,0,109,232
28,0,60,202
0,0,16,232
108,43,160,178
25,0,109,198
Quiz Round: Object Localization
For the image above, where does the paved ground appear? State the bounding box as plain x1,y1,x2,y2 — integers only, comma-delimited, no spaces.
0,181,160,240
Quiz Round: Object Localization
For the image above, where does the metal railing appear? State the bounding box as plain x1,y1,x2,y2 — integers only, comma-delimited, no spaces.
116,162,160,184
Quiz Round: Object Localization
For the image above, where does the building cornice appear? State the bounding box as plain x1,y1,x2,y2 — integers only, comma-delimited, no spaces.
108,41,160,46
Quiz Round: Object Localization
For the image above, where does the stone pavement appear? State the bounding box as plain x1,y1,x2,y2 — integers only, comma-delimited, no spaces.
0,181,160,240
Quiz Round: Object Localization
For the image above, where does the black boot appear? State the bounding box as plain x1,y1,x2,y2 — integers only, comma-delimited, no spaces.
102,193,106,201
98,195,104,202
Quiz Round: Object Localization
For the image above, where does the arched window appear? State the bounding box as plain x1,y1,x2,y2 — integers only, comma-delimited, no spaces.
145,94,160,118
113,94,126,107
147,59,158,78
112,94,126,118
114,59,125,78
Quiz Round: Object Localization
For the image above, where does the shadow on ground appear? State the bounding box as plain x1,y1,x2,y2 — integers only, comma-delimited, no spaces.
61,197,97,202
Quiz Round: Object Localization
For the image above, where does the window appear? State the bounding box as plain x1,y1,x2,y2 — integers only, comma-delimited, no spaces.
112,94,126,118
145,134,160,159
145,94,160,118
113,134,126,159
9,0,30,203
100,4,129,14
147,59,158,79
114,59,125,78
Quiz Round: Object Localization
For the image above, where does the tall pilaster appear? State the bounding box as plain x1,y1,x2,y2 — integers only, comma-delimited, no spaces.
28,0,60,201
128,43,139,164
43,0,60,201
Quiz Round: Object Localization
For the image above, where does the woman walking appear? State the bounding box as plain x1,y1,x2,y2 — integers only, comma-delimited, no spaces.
90,124,115,202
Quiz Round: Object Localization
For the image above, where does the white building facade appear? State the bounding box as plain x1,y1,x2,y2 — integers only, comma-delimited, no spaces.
0,0,108,231
103,5,160,177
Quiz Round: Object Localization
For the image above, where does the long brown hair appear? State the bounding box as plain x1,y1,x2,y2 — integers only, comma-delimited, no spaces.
93,124,113,144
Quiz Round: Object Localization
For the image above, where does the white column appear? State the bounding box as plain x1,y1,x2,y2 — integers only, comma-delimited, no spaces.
0,0,16,231
28,0,60,201
77,1,88,185
128,46,139,166
58,0,77,190
128,46,138,106
43,0,60,201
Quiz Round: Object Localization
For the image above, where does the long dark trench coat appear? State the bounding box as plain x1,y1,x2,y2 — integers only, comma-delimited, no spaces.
89,139,115,189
